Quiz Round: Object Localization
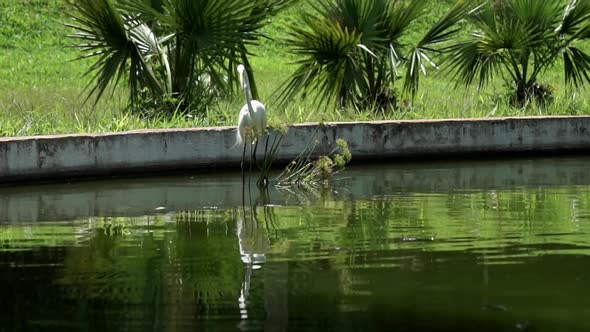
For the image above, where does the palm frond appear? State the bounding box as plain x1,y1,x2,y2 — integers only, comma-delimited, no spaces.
564,46,590,88
445,40,500,88
404,0,478,97
67,0,162,106
164,0,295,104
117,0,165,21
326,0,383,46
277,8,364,108
507,0,563,33
384,0,427,42
559,0,590,40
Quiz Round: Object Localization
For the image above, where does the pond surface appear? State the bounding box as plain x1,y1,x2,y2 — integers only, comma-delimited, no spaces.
1,157,590,331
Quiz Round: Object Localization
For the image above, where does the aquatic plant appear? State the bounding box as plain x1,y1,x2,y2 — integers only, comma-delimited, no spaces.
276,133,352,187
256,124,287,188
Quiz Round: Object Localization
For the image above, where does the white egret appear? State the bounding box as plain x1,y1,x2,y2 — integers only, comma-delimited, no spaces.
236,64,267,177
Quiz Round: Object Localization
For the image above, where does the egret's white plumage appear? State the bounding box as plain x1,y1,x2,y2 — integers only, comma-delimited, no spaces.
236,64,267,146
236,100,267,146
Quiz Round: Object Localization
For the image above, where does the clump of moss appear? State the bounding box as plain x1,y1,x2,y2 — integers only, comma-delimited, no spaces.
276,136,351,187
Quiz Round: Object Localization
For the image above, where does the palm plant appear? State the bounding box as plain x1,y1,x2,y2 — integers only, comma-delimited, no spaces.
277,0,476,110
446,0,590,106
66,0,296,115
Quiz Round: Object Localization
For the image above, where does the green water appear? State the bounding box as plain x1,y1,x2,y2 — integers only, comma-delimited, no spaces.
1,157,590,331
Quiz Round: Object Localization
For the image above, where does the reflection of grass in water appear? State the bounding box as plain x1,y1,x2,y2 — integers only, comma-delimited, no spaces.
265,186,590,263
0,216,175,249
0,224,82,249
2,186,589,255
41,212,244,310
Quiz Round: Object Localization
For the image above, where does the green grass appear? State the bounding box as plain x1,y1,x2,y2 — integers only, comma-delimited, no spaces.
0,0,589,137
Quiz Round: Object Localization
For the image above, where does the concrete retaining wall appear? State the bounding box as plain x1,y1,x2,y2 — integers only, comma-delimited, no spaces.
1,116,589,183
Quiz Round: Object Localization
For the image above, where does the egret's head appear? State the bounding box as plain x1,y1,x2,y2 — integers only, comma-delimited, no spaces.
237,64,248,92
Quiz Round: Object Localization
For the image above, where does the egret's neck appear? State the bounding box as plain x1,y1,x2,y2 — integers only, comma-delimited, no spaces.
243,75,255,116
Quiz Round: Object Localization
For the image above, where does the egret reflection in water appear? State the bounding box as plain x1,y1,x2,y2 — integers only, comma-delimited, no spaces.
236,211,268,321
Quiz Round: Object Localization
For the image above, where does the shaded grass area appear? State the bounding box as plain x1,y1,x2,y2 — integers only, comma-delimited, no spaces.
0,0,589,137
